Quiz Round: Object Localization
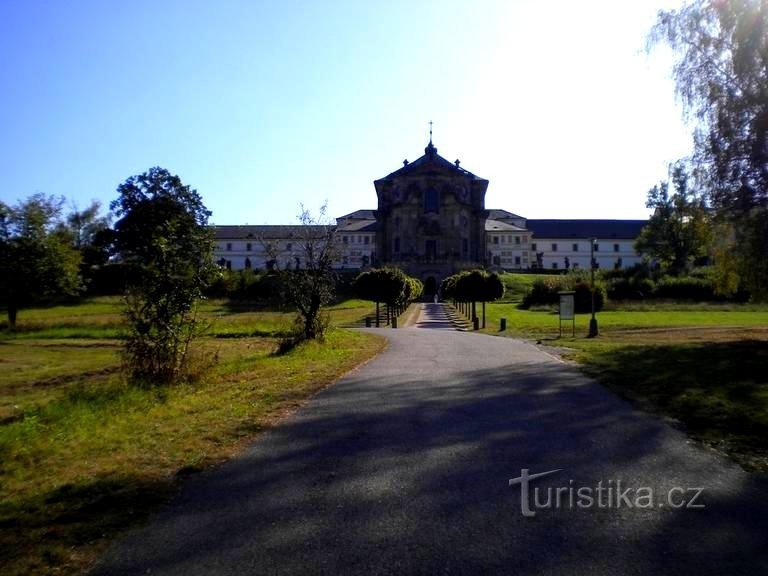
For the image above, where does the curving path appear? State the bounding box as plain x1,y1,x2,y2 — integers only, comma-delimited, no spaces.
93,309,768,575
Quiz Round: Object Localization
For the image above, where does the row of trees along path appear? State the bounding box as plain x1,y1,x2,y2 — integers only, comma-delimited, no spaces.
353,267,423,327
440,270,505,329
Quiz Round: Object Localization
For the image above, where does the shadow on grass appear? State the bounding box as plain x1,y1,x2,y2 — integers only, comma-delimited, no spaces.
579,339,768,470
0,476,177,576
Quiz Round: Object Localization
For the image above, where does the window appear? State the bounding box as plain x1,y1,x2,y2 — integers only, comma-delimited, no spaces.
394,237,400,253
493,236,499,245
424,188,440,213
244,257,252,269
342,236,348,245
364,236,370,245
515,256,521,265
594,243,600,252
531,243,537,251
493,255,501,265
551,243,558,252
286,243,292,251
613,243,620,252
226,260,232,270
426,239,437,259
572,243,578,252
552,262,558,269
226,243,232,251
515,236,521,245
246,242,252,251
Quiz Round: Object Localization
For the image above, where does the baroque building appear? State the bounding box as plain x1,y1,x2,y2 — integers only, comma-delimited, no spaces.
214,138,646,293
373,138,488,290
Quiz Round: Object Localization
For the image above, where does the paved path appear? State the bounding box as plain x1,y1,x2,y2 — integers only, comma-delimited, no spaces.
414,301,455,330
93,305,768,575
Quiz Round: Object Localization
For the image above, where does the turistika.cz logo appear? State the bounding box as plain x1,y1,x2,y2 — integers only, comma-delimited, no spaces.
508,469,705,517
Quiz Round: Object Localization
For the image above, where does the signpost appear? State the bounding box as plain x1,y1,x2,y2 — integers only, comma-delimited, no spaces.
558,291,575,338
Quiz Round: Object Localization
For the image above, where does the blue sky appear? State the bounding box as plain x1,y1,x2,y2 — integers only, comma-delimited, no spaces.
0,0,689,224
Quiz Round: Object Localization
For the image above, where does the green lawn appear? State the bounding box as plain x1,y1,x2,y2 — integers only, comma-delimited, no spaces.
476,301,768,337
0,297,374,339
499,272,552,302
0,298,385,576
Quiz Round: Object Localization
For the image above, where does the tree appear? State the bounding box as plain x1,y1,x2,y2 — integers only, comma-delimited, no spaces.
60,200,114,289
635,161,711,275
650,0,768,297
111,167,215,384
451,269,505,328
267,204,338,341
354,267,422,326
0,194,82,330
480,271,505,328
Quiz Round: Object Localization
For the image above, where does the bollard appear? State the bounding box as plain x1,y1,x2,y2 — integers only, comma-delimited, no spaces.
365,317,372,328
500,318,506,331
392,316,398,329
473,317,479,331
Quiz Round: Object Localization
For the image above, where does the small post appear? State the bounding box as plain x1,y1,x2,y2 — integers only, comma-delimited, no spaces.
473,317,479,331
500,318,506,331
588,237,599,338
365,317,372,328
392,316,398,329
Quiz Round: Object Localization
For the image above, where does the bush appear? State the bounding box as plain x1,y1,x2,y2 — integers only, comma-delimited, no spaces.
521,275,604,312
521,277,561,308
653,276,718,300
574,281,605,313
607,277,656,300
85,263,129,296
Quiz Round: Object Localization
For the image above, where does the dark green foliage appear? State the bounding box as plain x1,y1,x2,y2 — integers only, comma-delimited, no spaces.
650,1,768,298
607,277,656,300
353,267,423,326
85,263,129,296
0,194,83,329
521,275,605,313
653,276,718,301
62,200,114,292
441,269,506,326
635,161,710,275
573,281,604,314
110,167,215,384
205,270,283,303
353,267,423,307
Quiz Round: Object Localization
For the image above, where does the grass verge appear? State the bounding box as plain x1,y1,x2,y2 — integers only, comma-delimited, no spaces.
0,328,385,576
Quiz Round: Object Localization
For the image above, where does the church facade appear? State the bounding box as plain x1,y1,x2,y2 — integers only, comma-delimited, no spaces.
213,138,646,291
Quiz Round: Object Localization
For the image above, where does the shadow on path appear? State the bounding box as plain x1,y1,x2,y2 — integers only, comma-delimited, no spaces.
92,330,768,576
413,302,455,330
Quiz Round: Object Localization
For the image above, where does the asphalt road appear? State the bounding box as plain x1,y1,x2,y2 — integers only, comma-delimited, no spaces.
92,304,768,575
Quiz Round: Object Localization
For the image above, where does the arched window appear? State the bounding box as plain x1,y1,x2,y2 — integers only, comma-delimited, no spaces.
424,188,439,213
